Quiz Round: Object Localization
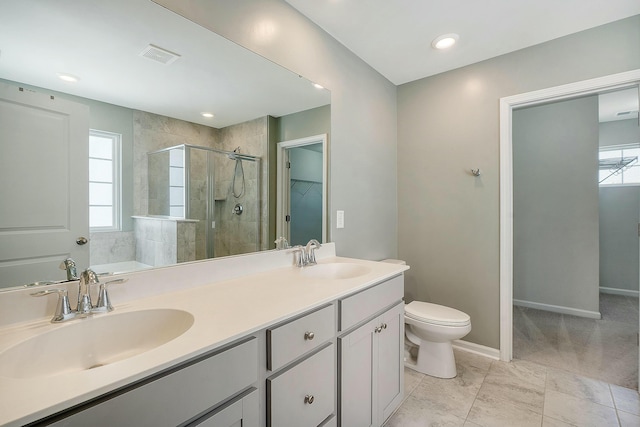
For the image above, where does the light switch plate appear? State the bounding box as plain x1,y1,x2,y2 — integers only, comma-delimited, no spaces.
336,210,344,229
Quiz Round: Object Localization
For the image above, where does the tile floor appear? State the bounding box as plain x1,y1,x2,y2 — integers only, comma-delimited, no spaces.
384,349,640,427
513,294,638,389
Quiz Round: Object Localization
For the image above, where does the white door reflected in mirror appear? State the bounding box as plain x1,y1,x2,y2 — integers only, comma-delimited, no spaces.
277,134,328,246
0,83,90,287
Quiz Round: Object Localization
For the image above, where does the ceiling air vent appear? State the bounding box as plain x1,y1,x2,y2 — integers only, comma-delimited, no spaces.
139,44,181,65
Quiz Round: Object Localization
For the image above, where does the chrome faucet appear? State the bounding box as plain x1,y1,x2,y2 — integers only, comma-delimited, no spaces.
305,239,321,265
31,268,127,323
77,268,99,316
274,236,290,250
291,239,322,267
59,257,78,281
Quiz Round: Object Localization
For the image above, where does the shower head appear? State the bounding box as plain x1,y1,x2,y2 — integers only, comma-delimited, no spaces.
227,147,241,160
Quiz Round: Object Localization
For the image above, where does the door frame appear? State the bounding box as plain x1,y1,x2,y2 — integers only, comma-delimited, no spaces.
276,134,328,244
499,69,640,362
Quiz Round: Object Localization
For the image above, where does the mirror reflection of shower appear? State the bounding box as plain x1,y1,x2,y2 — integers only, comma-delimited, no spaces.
147,144,261,261
229,147,245,198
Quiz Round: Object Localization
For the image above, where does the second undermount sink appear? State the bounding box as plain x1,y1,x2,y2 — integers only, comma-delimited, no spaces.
0,308,194,379
300,262,371,280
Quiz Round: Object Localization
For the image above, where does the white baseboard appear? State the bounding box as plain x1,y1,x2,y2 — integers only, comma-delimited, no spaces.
513,299,601,319
600,287,639,297
453,339,500,360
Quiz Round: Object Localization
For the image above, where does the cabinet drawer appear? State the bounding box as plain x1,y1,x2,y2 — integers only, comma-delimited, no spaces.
191,388,258,427
339,275,404,331
267,304,335,371
267,344,335,427
48,337,258,427
319,414,337,427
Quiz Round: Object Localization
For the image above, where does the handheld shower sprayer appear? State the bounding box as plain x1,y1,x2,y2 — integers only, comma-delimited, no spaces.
230,147,245,198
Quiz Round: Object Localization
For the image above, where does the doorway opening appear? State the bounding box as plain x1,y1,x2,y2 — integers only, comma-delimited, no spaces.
276,134,328,246
499,69,640,388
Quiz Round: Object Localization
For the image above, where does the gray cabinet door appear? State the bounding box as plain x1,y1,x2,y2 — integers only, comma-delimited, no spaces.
376,302,404,423
339,302,404,427
339,317,377,427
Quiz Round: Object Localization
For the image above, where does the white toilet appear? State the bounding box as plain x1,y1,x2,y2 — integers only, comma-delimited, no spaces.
381,259,471,379
404,301,471,378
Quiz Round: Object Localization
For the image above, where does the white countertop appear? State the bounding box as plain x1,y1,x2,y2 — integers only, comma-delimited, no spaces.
0,248,408,426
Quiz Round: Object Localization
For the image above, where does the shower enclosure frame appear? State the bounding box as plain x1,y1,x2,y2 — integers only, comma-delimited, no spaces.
147,143,261,259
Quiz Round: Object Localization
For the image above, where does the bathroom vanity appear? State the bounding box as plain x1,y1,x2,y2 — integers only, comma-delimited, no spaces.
0,244,408,427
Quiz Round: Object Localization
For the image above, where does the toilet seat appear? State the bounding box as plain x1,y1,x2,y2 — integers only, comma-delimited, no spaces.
405,301,470,327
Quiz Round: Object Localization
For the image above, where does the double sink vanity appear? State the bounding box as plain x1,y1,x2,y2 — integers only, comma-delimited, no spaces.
0,243,408,427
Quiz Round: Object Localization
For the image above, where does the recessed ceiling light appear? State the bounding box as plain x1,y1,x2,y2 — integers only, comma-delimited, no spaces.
57,73,80,83
201,112,214,118
432,33,459,50
312,83,324,90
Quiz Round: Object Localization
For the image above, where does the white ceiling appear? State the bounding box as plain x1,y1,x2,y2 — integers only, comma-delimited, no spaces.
1,1,637,127
284,0,640,86
0,0,329,128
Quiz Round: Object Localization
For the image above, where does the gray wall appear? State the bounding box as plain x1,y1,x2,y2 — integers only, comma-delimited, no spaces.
599,186,640,293
599,118,640,293
290,146,323,182
154,0,398,260
397,16,640,348
513,96,600,313
277,105,331,143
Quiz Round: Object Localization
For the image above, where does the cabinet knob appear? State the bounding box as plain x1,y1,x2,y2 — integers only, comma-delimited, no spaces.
374,326,382,333
305,394,315,404
304,331,315,341
382,323,387,330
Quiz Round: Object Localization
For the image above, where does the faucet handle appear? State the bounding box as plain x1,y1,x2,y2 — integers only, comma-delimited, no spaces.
77,268,100,315
290,245,306,267
93,278,128,313
307,249,317,265
59,257,78,281
31,288,76,323
274,236,290,250
305,239,322,265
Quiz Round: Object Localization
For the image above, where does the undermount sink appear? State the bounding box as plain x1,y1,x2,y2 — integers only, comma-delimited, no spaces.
300,262,371,280
0,309,194,379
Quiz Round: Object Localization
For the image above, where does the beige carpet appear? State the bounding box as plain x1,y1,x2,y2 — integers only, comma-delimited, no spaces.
513,293,638,390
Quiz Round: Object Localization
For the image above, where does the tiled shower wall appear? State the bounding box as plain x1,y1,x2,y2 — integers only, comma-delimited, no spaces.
132,111,270,261
89,231,136,265
93,111,269,266
214,117,269,257
133,217,196,267
133,111,220,216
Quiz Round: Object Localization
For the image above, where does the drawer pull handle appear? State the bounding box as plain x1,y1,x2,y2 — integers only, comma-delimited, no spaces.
305,395,315,404
304,331,315,341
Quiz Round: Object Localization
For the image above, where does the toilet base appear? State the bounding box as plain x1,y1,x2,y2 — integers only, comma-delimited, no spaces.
404,340,457,379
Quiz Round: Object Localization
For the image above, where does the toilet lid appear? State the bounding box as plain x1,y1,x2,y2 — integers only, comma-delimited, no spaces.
405,301,470,326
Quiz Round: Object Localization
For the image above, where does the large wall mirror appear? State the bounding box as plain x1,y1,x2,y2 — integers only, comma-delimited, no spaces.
0,0,330,290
